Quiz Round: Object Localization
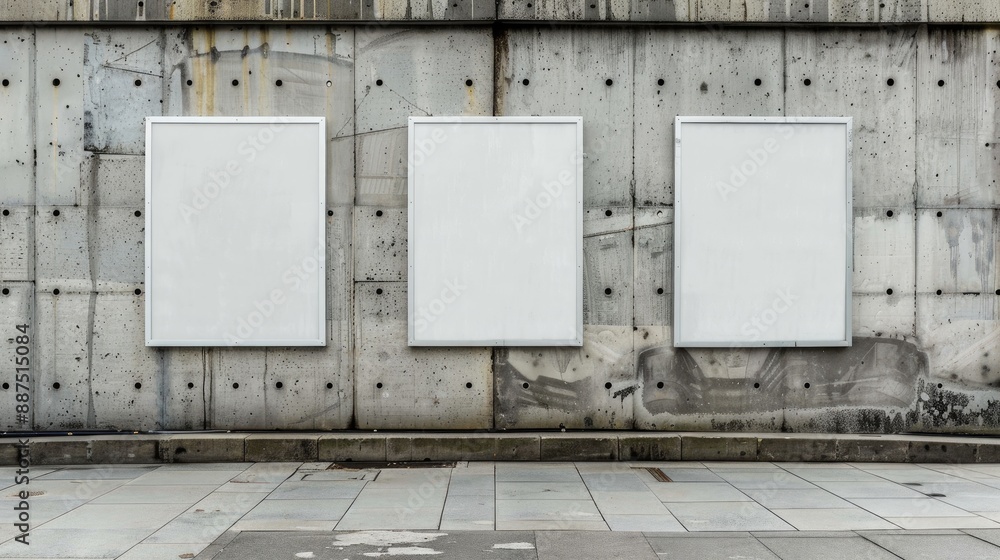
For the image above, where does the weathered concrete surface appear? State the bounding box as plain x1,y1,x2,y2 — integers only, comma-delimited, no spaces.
4,22,1000,435
354,282,493,429
0,283,32,431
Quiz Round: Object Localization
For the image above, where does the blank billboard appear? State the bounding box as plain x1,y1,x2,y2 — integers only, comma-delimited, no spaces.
145,117,326,346
673,117,852,347
408,117,583,346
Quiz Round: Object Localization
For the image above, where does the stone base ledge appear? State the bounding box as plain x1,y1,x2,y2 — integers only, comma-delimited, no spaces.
1,432,998,465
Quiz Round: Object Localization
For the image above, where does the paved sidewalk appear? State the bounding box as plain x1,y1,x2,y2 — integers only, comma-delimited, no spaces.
1,461,1000,559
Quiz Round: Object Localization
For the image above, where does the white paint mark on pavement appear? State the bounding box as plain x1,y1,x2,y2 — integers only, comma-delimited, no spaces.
493,542,536,550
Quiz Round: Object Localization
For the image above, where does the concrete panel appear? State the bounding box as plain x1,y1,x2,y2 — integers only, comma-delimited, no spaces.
878,0,926,22
34,292,92,430
156,347,208,431
36,207,144,293
356,128,407,207
916,294,1000,387
0,207,33,282
90,154,145,207
916,209,999,294
354,206,406,281
854,294,916,338
634,207,672,327
916,28,1000,208
494,325,635,429
929,0,1000,22
786,28,917,208
164,27,356,205
694,0,768,21
0,0,78,20
0,28,34,205
355,28,491,134
853,207,915,294
83,29,164,154
584,230,632,326
36,28,89,206
210,348,268,429
354,282,492,429
498,0,631,20
35,206,92,293
364,0,496,20
0,283,32,431
498,28,633,208
90,292,160,430
634,28,783,206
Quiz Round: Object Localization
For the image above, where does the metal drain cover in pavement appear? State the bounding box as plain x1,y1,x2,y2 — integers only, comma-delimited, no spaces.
633,467,673,482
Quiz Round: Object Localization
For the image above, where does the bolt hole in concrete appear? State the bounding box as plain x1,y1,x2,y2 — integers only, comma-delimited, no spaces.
2,209,8,216
135,210,142,217
1,288,8,295
604,288,612,295
134,288,141,295
804,382,811,389
134,79,142,86
376,210,383,217
465,79,473,86
754,382,760,388
275,79,282,87
376,79,383,86
52,209,60,216
186,79,193,86
886,288,894,295
937,289,942,295
1,383,8,389
52,78,60,86
522,382,529,389
605,78,613,86
326,382,333,389
276,382,283,389
326,81,332,87
887,78,894,86
232,79,239,86
658,78,665,86
53,382,60,390
657,381,664,388
754,78,762,86
522,78,529,86
937,211,943,217
187,382,194,389
135,382,141,389
657,288,664,295
938,383,943,388
605,209,612,216
327,210,333,216
376,288,383,295
803,78,811,86
996,289,1000,295
1,79,8,86
53,288,60,295
886,209,893,217
232,382,239,389
938,79,945,86
605,382,612,389
466,382,472,388
376,382,383,389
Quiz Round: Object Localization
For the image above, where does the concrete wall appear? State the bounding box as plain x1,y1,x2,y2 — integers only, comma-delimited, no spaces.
1,7,998,433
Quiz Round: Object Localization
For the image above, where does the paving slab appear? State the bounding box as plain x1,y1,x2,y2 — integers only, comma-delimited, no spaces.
863,533,1000,559
117,543,208,560
268,480,367,500
605,514,686,532
91,484,218,504
39,502,189,530
0,527,153,558
884,516,1000,530
756,536,901,560
741,488,854,509
964,528,1000,546
849,497,975,517
770,508,899,531
647,482,752,502
497,481,591,500
666,502,794,532
535,531,658,560
646,535,781,559
496,499,604,522
813,480,927,498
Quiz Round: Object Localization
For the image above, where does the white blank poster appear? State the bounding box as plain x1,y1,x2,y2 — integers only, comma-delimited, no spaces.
408,117,583,346
674,117,852,347
145,117,326,346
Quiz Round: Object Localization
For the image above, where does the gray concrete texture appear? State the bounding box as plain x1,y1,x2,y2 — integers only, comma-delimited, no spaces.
0,22,998,433
1,0,999,23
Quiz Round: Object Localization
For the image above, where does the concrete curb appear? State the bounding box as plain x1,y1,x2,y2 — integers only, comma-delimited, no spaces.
1,432,998,465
